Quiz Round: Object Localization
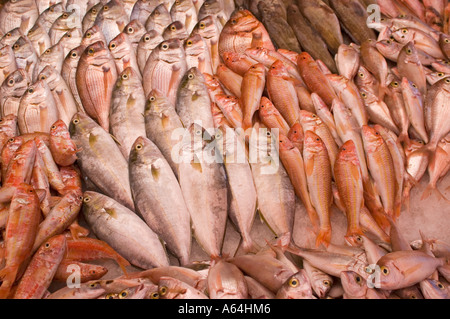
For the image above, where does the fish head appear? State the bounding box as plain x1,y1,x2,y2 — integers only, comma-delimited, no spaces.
356,65,378,86
361,125,385,151
158,276,188,299
401,76,422,98
26,22,46,41
258,96,277,118
163,21,188,40
287,123,304,145
22,79,50,104
392,28,413,43
268,60,288,77
124,19,145,38
50,119,70,138
12,36,35,57
375,254,406,290
299,110,321,130
340,271,367,297
276,270,314,299
82,40,112,65
157,38,185,63
0,28,24,47
115,284,148,299
66,46,83,64
98,0,126,20
303,130,325,154
82,25,106,47
35,234,67,262
337,140,360,164
38,64,60,85
375,39,400,58
399,41,420,62
108,32,132,56
224,9,259,33
297,52,315,69
420,279,449,299
278,132,295,152
179,67,205,92
388,78,402,93
145,88,173,115
435,77,450,94
3,135,24,154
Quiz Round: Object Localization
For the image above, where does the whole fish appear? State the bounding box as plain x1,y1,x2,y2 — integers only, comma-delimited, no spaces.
376,250,446,290
277,133,317,232
109,67,146,159
61,46,84,113
214,125,258,253
82,191,170,270
287,4,336,74
142,38,187,105
137,31,164,75
266,60,300,127
241,63,266,131
13,235,67,299
48,119,78,168
385,79,411,145
177,123,228,258
303,130,333,248
129,136,192,266
397,42,427,96
207,259,248,299
329,0,376,44
334,140,365,245
401,77,428,143
218,9,274,58
0,183,40,298
361,125,396,219
94,0,128,44
0,69,30,117
53,261,108,283
296,0,343,54
27,22,50,56
158,276,209,299
76,41,118,132
170,0,198,35
69,112,134,210
38,65,78,128
175,67,214,129
145,3,172,34
12,36,40,82
0,0,39,35
144,89,184,179
162,21,189,41
17,79,59,134
297,52,337,107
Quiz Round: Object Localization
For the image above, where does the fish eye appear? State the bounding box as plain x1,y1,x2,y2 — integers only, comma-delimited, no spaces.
7,79,14,86
149,96,156,102
91,9,97,14
380,266,390,275
73,118,80,125
135,143,143,150
150,292,159,299
215,131,222,139
28,88,34,94
78,196,83,200
323,280,331,287
410,295,417,299
231,19,237,25
412,83,417,88
266,131,271,137
40,75,46,80
62,13,69,19
170,25,177,31
316,138,320,141
85,32,92,38
358,72,364,77
127,27,134,34
105,293,115,299
188,73,194,79
355,276,362,283
121,73,128,80
365,266,374,274
401,29,408,34
445,39,450,43
288,278,299,288
83,196,91,203
103,5,109,11
438,72,445,77
446,78,450,83
65,33,72,38
118,290,128,299
406,48,412,55
109,42,116,50
159,286,168,296
437,282,445,289
161,43,169,50
186,40,193,46
361,92,367,98
44,242,51,248
71,51,77,58
144,36,150,41
312,114,317,118
51,125,56,130
13,44,19,50
8,138,14,142
88,48,95,55
89,282,99,288
199,22,206,29
195,129,202,136
390,81,399,87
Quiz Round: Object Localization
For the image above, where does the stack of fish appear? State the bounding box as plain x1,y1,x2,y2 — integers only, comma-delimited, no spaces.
0,0,447,299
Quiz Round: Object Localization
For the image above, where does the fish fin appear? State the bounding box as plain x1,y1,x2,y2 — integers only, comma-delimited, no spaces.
304,158,315,176
315,227,332,248
421,183,450,202
68,221,90,239
0,266,19,298
109,134,122,146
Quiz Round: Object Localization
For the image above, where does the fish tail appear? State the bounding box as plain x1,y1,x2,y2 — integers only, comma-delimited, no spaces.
0,266,19,299
315,227,332,249
396,131,411,146
421,183,450,203
114,256,131,276
241,238,261,255
306,208,320,234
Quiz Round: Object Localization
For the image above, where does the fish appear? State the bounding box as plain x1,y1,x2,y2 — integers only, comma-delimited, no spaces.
57,27,83,58
303,130,333,248
69,112,135,210
170,0,198,35
37,42,65,75
82,191,170,270
129,136,192,266
36,3,65,34
328,0,377,44
335,44,360,80
13,235,67,299
266,60,300,127
29,150,52,216
207,259,248,299
81,24,109,56
142,38,187,105
216,64,243,98
422,135,450,201
109,67,146,159
287,122,304,153
94,0,128,44
275,270,316,299
439,33,450,59
420,279,450,299
184,33,214,75
222,51,258,76
240,63,266,131
48,10,80,46
258,96,290,136
0,183,41,298
49,120,78,167
158,276,209,299
123,19,147,54
137,31,164,75
384,79,411,145
334,140,365,245
361,125,397,219
27,22,51,56
296,0,343,54
397,42,428,96
17,79,59,134
376,250,446,290
296,52,337,107
393,27,445,60
245,275,276,299
0,0,39,35
38,65,78,128
61,46,85,114
162,20,189,41
311,93,342,147
214,94,243,129
340,270,368,299
218,9,275,58
277,132,318,232
144,3,172,34
214,126,258,253
45,280,107,299
0,69,30,118
286,4,336,74
401,77,428,143
53,261,108,283
177,123,228,258
76,41,118,132
198,0,228,28
1,139,36,192
12,36,40,82
82,2,103,34
302,260,333,298
130,0,159,26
